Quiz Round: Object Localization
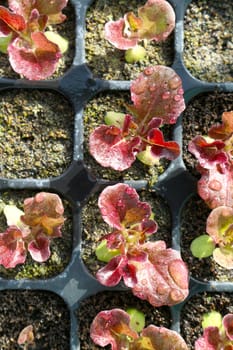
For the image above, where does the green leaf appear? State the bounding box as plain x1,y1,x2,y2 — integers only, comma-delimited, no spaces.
0,33,12,53
125,45,146,63
126,308,145,333
104,111,126,128
136,146,160,166
190,234,215,259
202,311,222,330
95,239,120,263
44,31,68,53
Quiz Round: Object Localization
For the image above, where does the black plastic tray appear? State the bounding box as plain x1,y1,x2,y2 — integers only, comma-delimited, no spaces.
0,0,232,348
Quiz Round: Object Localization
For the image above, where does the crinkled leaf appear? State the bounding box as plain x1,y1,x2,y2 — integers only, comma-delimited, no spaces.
8,32,61,80
137,0,175,41
21,192,65,237
28,232,51,262
142,325,188,350
89,125,141,171
130,241,189,306
223,314,233,340
98,183,153,230
104,0,175,49
209,111,233,140
148,128,180,160
0,226,26,268
129,65,185,125
206,206,233,246
198,165,233,209
90,309,138,349
188,136,227,170
0,6,26,32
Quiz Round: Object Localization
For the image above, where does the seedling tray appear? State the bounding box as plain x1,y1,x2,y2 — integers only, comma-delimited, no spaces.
0,0,232,348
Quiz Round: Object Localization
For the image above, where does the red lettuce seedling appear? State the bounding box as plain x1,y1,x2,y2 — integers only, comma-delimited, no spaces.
105,0,175,62
95,183,189,307
0,192,65,268
195,311,233,350
0,0,68,79
188,111,233,269
89,65,185,171
17,325,35,350
90,308,188,350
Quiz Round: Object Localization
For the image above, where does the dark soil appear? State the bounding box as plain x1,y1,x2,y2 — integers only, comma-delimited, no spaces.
0,189,73,279
83,91,171,184
85,0,174,80
81,187,172,276
183,0,233,82
182,91,233,178
0,1,76,79
0,290,70,350
77,290,171,350
180,292,233,349
0,89,74,179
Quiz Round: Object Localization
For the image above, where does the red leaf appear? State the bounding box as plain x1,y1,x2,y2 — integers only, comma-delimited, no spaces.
96,255,128,286
90,309,138,349
0,6,25,32
105,18,138,50
8,32,61,80
98,183,152,230
148,128,180,160
21,192,65,237
209,111,233,140
89,125,141,171
0,226,26,268
129,65,185,125
28,232,51,262
223,314,233,340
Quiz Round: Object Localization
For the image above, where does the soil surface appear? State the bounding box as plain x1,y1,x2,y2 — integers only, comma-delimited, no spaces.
85,0,174,80
81,187,172,276
180,292,233,349
83,91,171,184
0,89,74,179
183,0,233,82
0,1,76,79
0,190,73,279
0,290,70,350
77,290,171,350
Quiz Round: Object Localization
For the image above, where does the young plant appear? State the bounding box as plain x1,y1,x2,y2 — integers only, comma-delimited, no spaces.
90,308,188,350
188,111,233,269
17,325,35,350
104,0,175,63
89,65,185,171
95,183,189,307
0,192,65,268
0,0,68,80
195,311,233,350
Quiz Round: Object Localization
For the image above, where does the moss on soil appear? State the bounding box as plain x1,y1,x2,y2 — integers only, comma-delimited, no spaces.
83,91,171,184
85,0,174,80
0,190,73,279
81,187,171,275
0,1,75,79
0,89,74,179
183,0,233,82
77,290,171,350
